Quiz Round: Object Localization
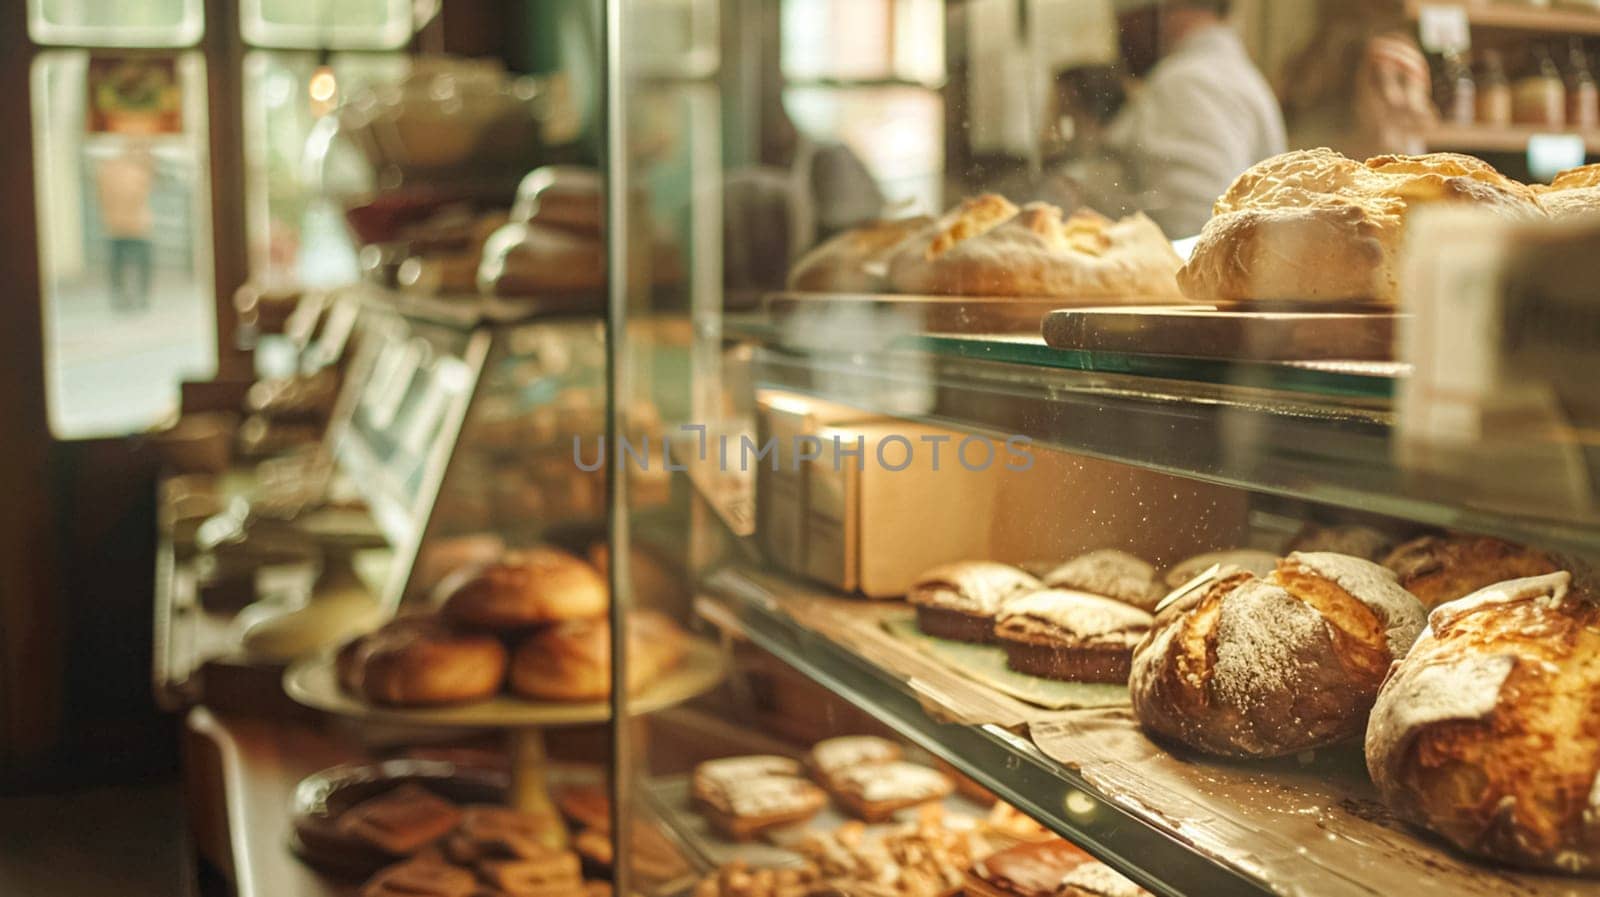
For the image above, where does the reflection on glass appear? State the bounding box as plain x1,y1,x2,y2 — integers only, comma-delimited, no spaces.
31,51,217,439
241,0,413,50
784,85,944,217
243,51,410,288
27,0,203,48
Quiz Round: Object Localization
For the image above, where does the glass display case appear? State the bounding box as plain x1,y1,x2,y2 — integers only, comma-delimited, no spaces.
606,3,1600,897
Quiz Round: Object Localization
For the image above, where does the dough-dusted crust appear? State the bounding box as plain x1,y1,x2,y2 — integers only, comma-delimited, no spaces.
1382,534,1561,610
885,196,1185,300
1129,553,1426,758
1042,549,1164,612
440,547,607,630
826,761,953,822
786,216,933,292
340,617,509,707
1365,571,1600,874
1163,549,1280,589
1177,149,1544,305
508,610,685,702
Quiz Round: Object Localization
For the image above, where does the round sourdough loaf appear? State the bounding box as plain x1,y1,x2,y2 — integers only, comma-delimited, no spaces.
1366,571,1600,874
1129,552,1426,758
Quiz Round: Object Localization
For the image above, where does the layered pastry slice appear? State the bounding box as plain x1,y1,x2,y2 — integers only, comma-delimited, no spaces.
908,561,1042,643
806,734,902,787
993,589,1154,683
966,839,1153,897
690,756,826,840
826,761,953,823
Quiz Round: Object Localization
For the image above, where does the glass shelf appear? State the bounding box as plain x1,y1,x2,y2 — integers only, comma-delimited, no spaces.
694,567,1265,897
732,326,1600,559
696,567,1587,897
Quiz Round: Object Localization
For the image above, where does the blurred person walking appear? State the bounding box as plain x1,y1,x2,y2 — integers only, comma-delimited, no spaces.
95,139,156,312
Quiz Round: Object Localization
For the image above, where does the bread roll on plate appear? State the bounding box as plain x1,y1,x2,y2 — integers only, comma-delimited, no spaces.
440,547,607,630
509,610,685,702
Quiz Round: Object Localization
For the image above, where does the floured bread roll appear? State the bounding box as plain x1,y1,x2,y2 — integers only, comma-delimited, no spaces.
1178,149,1543,305
885,194,1185,300
1534,163,1600,218
1366,571,1600,874
787,215,933,292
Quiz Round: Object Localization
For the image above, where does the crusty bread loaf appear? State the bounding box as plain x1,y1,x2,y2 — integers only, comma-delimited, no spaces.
1534,163,1600,218
884,195,1185,300
1365,571,1600,874
1381,534,1561,610
1177,149,1544,305
1129,552,1426,758
786,215,932,292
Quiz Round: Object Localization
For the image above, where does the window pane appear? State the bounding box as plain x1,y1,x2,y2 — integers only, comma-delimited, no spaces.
32,51,218,439
241,0,413,50
243,51,410,289
28,0,203,48
782,0,943,84
784,85,944,214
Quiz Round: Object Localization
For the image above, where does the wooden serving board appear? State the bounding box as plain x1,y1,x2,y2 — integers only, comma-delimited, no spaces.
1042,305,1404,362
767,292,1190,337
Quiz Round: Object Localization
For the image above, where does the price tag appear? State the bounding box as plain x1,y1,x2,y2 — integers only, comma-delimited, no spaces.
1418,5,1471,54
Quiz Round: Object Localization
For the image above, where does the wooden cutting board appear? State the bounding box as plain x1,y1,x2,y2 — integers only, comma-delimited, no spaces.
1041,305,1404,362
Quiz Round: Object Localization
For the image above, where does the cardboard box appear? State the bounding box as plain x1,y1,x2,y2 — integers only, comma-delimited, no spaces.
754,390,885,575
802,421,1251,599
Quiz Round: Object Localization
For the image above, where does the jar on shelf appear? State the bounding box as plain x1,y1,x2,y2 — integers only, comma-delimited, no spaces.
1568,40,1599,130
1438,49,1477,125
1477,49,1514,127
1513,44,1567,128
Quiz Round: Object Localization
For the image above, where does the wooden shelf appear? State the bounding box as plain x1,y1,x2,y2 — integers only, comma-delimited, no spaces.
1407,1,1600,37
1425,122,1600,153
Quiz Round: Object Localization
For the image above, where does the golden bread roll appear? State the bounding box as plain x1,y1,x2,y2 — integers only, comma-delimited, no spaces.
440,547,607,629
1177,149,1543,305
884,195,1185,300
1130,552,1426,758
509,610,686,702
1382,534,1561,610
1365,571,1600,874
786,215,932,293
340,616,508,707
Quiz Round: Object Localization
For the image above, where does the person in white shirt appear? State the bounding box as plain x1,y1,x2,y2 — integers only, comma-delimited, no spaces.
1102,0,1286,237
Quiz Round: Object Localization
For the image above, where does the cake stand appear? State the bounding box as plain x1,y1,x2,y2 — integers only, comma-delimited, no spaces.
283,636,726,846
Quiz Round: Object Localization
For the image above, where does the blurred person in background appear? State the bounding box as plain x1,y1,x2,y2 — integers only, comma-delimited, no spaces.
95,138,156,312
1278,0,1435,159
1097,0,1286,236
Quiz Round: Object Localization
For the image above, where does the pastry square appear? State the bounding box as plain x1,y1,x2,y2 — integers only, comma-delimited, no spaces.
806,735,902,785
993,589,1153,683
336,784,465,856
908,562,1041,643
826,761,952,823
